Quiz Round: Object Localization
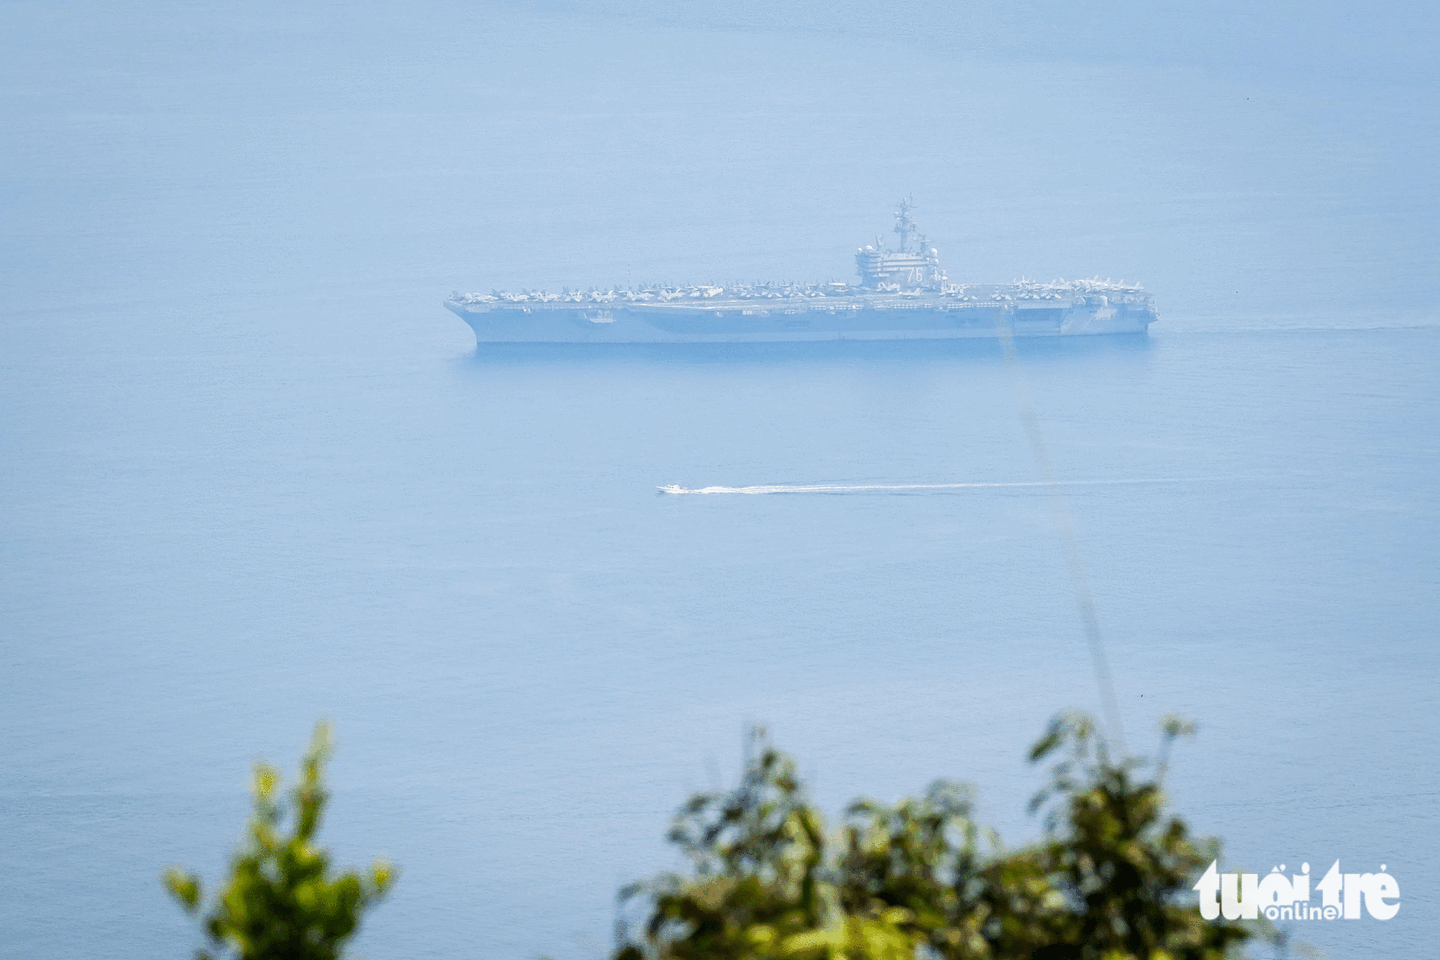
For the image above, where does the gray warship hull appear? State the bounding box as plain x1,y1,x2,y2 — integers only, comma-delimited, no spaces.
445,293,1155,344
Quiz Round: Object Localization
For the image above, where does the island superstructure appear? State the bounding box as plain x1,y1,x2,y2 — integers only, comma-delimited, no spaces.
444,202,1157,343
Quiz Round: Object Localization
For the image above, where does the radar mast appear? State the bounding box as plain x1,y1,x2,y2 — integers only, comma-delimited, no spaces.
893,196,919,253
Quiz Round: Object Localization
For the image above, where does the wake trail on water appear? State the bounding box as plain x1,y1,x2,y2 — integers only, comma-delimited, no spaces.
657,478,1208,495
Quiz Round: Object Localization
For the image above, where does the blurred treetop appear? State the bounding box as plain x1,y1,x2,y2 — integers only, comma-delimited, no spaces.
615,713,1263,960
163,723,395,960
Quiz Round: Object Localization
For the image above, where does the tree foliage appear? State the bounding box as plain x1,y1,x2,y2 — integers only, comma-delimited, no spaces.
615,715,1261,960
163,723,395,960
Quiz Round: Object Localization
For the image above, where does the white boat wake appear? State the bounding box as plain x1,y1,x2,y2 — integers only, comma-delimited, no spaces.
657,478,1202,495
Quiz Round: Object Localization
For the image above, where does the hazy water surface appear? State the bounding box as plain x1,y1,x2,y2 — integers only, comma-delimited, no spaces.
3,3,1437,959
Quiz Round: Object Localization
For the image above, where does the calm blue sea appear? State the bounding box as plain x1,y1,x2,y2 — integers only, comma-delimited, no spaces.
3,3,1437,959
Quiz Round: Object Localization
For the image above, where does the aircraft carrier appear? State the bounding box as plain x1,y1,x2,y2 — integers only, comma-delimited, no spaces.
444,202,1157,343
